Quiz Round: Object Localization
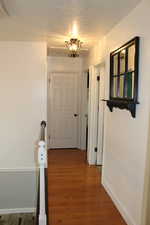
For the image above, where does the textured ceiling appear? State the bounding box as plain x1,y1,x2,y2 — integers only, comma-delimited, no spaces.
0,0,141,49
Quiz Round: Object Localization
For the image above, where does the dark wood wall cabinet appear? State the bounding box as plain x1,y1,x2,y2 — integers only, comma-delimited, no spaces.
106,37,140,118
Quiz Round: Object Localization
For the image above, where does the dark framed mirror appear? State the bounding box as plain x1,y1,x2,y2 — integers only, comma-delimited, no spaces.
106,37,140,118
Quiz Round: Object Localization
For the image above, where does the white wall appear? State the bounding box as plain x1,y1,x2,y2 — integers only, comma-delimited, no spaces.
0,171,36,212
0,42,47,169
0,42,47,211
47,56,86,150
87,0,150,225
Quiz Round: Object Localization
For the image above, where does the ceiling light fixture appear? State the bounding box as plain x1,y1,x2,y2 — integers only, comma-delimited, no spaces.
65,38,83,58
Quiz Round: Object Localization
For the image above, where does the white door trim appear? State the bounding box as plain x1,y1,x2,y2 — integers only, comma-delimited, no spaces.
79,71,88,150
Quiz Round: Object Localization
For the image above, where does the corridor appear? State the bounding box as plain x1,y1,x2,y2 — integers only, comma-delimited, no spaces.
48,150,127,225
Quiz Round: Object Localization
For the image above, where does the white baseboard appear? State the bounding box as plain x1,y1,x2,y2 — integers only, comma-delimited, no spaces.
102,178,136,225
0,208,36,215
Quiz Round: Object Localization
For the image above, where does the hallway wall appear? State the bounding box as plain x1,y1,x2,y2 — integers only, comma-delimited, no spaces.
86,0,150,225
0,42,47,169
0,42,47,211
0,171,36,212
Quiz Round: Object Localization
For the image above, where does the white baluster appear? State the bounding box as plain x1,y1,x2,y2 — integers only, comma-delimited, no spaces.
38,140,47,225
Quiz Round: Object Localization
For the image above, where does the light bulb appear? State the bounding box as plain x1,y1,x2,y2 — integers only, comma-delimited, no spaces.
72,22,78,38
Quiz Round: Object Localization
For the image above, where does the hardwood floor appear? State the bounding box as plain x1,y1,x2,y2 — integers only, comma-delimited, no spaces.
48,149,127,225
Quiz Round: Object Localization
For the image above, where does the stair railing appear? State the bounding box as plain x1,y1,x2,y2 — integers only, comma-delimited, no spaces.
36,121,48,225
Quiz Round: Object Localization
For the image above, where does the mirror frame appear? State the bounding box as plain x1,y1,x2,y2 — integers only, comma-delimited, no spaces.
106,37,140,118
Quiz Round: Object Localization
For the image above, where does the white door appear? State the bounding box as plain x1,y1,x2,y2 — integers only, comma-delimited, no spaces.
48,72,78,149
87,65,105,165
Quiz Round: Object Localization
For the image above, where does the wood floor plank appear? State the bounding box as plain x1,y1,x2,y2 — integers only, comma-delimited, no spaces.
48,149,127,225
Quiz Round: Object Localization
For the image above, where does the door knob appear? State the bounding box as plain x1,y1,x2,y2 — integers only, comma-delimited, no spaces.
74,114,78,117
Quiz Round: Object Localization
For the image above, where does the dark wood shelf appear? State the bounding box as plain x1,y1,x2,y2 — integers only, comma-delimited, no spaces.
106,99,139,118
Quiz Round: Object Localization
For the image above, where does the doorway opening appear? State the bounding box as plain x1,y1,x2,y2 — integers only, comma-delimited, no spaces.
87,63,105,166
85,70,89,151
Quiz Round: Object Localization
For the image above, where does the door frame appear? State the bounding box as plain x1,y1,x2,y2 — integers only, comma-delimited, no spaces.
87,62,105,165
47,71,86,150
79,71,88,150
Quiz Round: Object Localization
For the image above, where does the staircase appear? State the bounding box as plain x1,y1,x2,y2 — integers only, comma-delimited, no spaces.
0,121,48,225
0,213,35,225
